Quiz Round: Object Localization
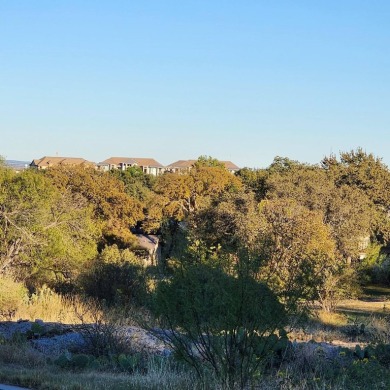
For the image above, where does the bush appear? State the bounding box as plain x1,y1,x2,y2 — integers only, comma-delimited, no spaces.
55,353,93,370
81,261,148,306
0,276,27,319
152,264,287,389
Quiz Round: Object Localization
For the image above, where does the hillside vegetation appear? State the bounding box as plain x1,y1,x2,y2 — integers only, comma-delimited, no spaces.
1,149,390,389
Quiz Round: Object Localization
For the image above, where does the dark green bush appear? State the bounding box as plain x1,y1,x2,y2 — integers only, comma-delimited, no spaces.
152,264,287,389
54,353,95,370
117,353,143,373
81,262,147,306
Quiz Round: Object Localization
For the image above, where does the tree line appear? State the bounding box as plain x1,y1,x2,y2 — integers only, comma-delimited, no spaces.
1,149,390,304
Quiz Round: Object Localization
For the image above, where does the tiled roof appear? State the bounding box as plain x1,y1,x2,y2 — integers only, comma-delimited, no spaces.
100,157,164,168
167,159,240,170
166,160,196,169
99,157,138,165
221,161,240,170
31,156,95,167
133,158,164,168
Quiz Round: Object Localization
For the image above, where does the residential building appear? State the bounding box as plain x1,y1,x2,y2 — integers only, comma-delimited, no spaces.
165,160,196,173
166,159,240,174
221,161,241,174
98,157,165,176
30,156,96,170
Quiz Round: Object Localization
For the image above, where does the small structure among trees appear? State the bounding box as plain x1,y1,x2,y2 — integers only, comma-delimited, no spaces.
134,234,160,265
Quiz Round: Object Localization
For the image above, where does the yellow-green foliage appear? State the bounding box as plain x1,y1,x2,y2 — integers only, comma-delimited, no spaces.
16,285,100,323
0,276,27,319
316,310,348,327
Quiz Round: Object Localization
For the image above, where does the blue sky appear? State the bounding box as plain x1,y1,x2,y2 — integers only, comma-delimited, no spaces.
1,1,389,168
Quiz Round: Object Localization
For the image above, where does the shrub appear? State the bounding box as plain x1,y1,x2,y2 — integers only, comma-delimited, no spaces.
82,262,147,306
152,264,287,389
0,276,27,319
80,246,148,306
55,353,94,370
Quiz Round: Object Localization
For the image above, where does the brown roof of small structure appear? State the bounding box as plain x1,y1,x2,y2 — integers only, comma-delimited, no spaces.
221,161,240,170
31,156,95,167
99,157,137,165
100,157,164,168
166,160,197,169
167,159,240,170
135,234,159,251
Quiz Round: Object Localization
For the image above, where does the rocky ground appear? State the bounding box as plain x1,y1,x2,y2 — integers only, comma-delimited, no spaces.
0,319,359,362
0,319,171,358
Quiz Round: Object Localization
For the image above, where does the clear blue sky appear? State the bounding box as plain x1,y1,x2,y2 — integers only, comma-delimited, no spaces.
1,1,389,168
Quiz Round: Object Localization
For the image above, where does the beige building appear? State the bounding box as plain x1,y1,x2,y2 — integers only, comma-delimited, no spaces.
30,156,96,170
98,157,165,176
166,159,240,174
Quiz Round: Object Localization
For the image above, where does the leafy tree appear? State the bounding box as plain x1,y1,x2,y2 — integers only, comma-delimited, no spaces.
317,265,360,312
325,148,390,207
193,155,225,169
267,156,309,174
257,198,338,310
188,165,242,212
322,148,390,243
153,161,243,259
266,164,333,211
110,166,156,202
152,264,287,389
236,167,269,201
154,159,243,219
266,162,374,261
188,191,262,256
0,168,98,287
45,165,144,248
153,173,192,220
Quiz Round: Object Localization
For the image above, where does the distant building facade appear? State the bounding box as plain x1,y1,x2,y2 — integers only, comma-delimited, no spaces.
30,156,96,170
166,159,240,174
98,157,165,176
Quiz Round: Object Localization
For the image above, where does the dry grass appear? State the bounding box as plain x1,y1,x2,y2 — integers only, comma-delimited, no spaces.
316,310,348,327
0,343,206,390
12,286,101,324
336,299,390,314
0,343,46,367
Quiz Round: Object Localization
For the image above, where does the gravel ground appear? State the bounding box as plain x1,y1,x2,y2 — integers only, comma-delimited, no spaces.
0,320,171,357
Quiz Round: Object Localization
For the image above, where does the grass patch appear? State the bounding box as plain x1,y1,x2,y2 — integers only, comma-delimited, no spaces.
13,286,101,324
362,285,390,296
317,310,348,327
336,299,390,316
0,347,207,390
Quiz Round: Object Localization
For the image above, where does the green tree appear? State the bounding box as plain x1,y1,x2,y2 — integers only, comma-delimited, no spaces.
153,163,243,259
45,165,144,248
110,165,156,202
257,198,338,310
266,162,374,261
193,155,226,169
154,160,243,218
188,191,262,256
322,148,390,243
236,167,269,201
0,168,98,287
